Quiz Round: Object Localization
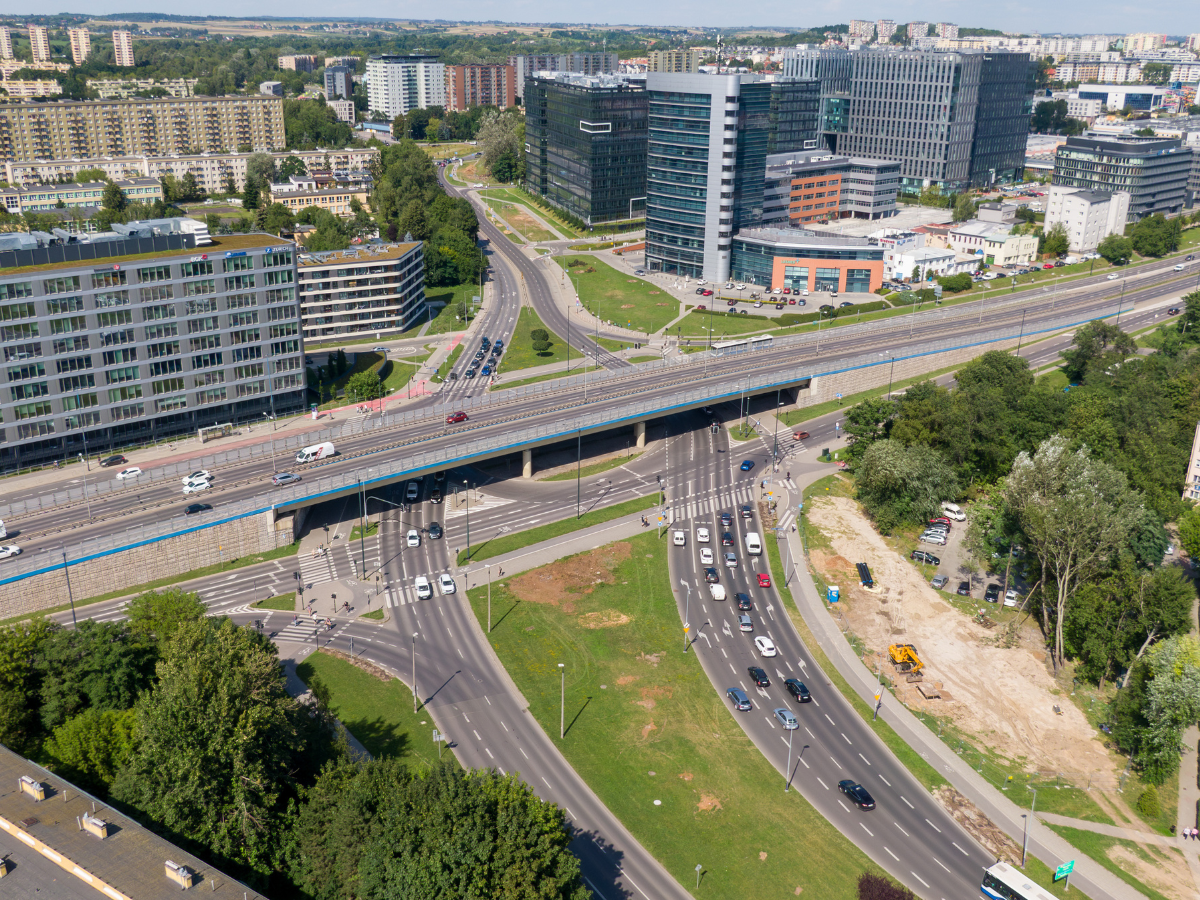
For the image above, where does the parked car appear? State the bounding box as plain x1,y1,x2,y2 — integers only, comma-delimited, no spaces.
748,666,770,687
956,581,971,596
754,636,777,657
727,687,752,711
838,780,876,810
920,532,947,546
932,574,949,590
774,707,799,730
911,550,940,565
984,583,1002,603
785,679,811,702
1004,589,1020,608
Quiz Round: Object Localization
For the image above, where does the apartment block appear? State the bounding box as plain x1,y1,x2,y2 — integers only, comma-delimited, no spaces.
28,25,51,66
278,55,318,72
1,178,162,215
0,224,305,468
112,30,135,68
324,65,353,100
67,28,91,65
644,72,821,282
875,20,898,43
446,64,516,112
324,56,356,69
0,80,61,99
259,81,283,97
297,242,425,345
648,49,707,74
328,98,355,125
0,27,13,61
0,96,286,163
907,23,930,41
1053,135,1191,221
1123,33,1165,54
509,52,617,98
88,77,198,99
268,183,370,217
524,72,647,226
1043,184,1131,252
1187,35,1200,54
366,55,445,118
938,24,960,40
848,20,874,42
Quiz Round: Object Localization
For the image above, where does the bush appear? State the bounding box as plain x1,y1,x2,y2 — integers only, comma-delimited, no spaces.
937,273,974,293
857,872,915,900
1136,784,1161,819
529,328,548,342
531,339,551,354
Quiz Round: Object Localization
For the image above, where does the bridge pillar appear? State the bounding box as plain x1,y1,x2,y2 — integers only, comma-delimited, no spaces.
634,421,646,449
522,448,533,478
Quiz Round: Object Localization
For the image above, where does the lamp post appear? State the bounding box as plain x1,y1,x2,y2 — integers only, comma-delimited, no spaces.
1022,785,1038,867
412,632,419,713
680,578,691,653
487,564,492,633
463,479,471,562
771,387,782,472
785,727,794,792
61,550,77,627
883,351,896,400
558,663,566,739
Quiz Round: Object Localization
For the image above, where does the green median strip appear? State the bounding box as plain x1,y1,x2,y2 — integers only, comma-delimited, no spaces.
1043,825,1171,900
540,452,642,482
455,494,658,565
494,364,599,390
252,591,297,611
433,343,465,382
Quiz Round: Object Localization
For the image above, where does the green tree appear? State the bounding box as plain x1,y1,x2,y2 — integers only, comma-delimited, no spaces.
243,177,261,210
1042,222,1070,257
855,439,959,533
277,154,307,179
476,108,523,176
1141,63,1172,85
530,328,549,342
1097,233,1133,265
1129,214,1181,258
1114,635,1200,784
245,152,278,189
256,202,296,235
125,588,206,643
532,339,551,354
842,396,895,465
937,273,973,293
345,370,382,402
102,180,127,212
0,619,57,754
425,226,482,287
952,193,977,223
397,199,430,241
918,184,944,208
43,707,137,795
1178,503,1200,560
1060,319,1137,382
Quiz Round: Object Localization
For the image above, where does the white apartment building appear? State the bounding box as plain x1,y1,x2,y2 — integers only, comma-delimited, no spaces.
1183,421,1200,502
907,23,929,41
0,27,14,60
365,55,445,118
937,24,959,40
1123,33,1164,54
28,25,51,65
1188,35,1200,54
1043,185,1131,253
849,20,874,42
67,28,91,65
875,20,897,43
112,30,135,67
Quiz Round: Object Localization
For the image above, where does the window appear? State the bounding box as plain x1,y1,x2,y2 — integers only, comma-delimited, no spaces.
14,400,53,420
59,373,95,392
274,355,301,372
227,293,258,309
5,342,42,362
94,291,130,309
141,285,174,303
137,264,172,283
143,304,176,323
188,316,220,334
43,275,81,295
17,421,55,440
263,249,292,267
267,305,297,321
230,328,260,345
192,352,223,370
234,363,264,380
155,395,187,413
100,329,135,347
56,356,92,374
0,282,33,301
195,386,227,404
62,393,99,411
183,279,216,297
110,402,145,421
269,322,298,339
50,316,88,334
225,255,253,272
181,260,213,277
146,341,180,359
8,362,46,381
102,348,137,366
10,382,49,402
90,270,127,289
97,310,133,328
148,358,183,377
270,339,300,356
194,370,225,387
236,380,266,397
64,411,103,430
106,366,140,385
264,269,293,286
52,336,89,354
274,373,302,391
46,296,85,314
230,310,259,327
108,385,143,403
231,345,262,362
226,274,256,290
184,297,217,315
153,377,185,395
264,287,294,303
0,304,36,322
190,335,221,352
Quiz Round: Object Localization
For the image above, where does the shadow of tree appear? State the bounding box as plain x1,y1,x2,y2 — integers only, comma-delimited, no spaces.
340,715,411,760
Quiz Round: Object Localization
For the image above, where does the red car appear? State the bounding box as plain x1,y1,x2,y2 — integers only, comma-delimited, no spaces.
446,411,469,424
929,516,951,527
701,289,713,296
1042,263,1055,269
783,287,791,294
794,430,810,440
696,304,706,310
757,573,771,588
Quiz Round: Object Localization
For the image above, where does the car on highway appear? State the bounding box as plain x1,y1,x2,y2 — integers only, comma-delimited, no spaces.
115,467,142,481
183,480,211,495
184,503,212,516
739,459,754,471
774,708,799,730
735,592,753,611
182,470,212,484
700,547,714,565
757,573,771,588
1107,273,1119,280
446,411,469,424
673,530,686,546
785,678,811,702
414,576,432,600
704,567,720,583
1169,307,1181,315
741,504,753,520
428,522,443,539
748,665,770,687
0,545,22,560
372,346,387,352
985,583,1002,603
721,531,734,546
932,575,949,590
481,366,492,376
1175,264,1186,271
430,488,443,503
727,687,752,711
406,529,421,548
738,614,754,632
735,283,746,290
754,636,777,657
100,454,128,468
911,550,940,565
701,289,713,296
719,512,733,527
696,527,711,543
465,368,477,378
695,287,705,295
838,780,876,810
448,372,459,380
753,300,763,308
724,551,737,568
793,430,810,440
438,573,457,595
273,472,301,486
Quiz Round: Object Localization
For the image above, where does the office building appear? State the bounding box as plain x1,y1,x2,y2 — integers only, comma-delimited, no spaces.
509,52,617,99
324,55,356,69
970,52,1036,187
328,98,355,125
848,20,875,42
729,227,884,293
298,242,425,344
763,148,898,225
1,177,161,215
67,27,91,65
1043,185,1131,252
259,80,283,97
366,55,445,118
28,25,51,65
88,77,197,99
0,27,13,60
278,54,318,72
324,65,353,100
648,49,707,74
908,23,930,41
0,96,286,163
446,63,516,112
875,20,898,43
524,72,647,226
268,181,371,217
0,223,305,468
938,24,960,40
1074,84,1172,112
112,30,135,68
1053,135,1192,221
1123,33,1165,54
644,73,821,282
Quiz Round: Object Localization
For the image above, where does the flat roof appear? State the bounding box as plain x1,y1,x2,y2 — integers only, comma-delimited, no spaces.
298,241,420,268
734,226,876,248
1,232,291,276
809,203,954,238
0,744,266,900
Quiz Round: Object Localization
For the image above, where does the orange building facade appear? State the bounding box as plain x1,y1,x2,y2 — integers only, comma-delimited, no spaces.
445,64,516,112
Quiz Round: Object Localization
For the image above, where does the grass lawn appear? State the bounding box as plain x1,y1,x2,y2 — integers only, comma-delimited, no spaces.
350,522,379,541
456,493,659,565
675,309,781,339
464,530,891,900
480,186,586,239
496,307,570,373
494,364,599,390
1037,369,1070,391
381,360,420,394
558,257,679,335
295,650,459,772
433,343,465,382
596,335,638,352
417,141,478,160
425,284,480,335
361,608,385,620
540,451,643,482
627,354,660,364
483,198,556,243
253,591,297,611
1043,825,1174,900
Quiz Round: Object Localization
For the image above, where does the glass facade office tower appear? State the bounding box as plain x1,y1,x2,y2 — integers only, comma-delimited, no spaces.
524,73,648,226
644,73,820,283
970,52,1036,186
1053,136,1193,221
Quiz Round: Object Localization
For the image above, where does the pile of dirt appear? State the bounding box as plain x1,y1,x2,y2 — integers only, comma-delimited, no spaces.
696,793,722,813
932,786,1020,864
579,610,632,629
321,648,392,683
509,542,632,612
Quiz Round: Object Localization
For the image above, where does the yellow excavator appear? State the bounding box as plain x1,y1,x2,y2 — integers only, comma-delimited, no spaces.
888,643,925,682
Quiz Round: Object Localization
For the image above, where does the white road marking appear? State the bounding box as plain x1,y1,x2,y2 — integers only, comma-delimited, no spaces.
841,732,852,744
902,796,914,809
910,872,930,889
894,821,909,837
884,846,897,860
485,748,494,759
817,777,829,790
542,777,552,789
520,747,529,759
473,729,481,741
860,823,874,836
829,756,842,768
800,757,810,768
838,800,849,812
925,818,941,833
859,753,870,765
879,775,891,787
952,842,969,856
825,714,835,725
934,858,950,873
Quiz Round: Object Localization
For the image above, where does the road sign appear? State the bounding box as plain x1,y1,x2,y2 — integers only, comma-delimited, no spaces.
432,729,441,743
835,392,843,400
1054,861,1075,880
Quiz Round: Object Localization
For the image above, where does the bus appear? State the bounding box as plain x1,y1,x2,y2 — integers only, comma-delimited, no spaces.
982,862,1059,900
711,334,772,357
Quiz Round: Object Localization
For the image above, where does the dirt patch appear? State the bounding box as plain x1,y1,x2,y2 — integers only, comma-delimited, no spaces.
634,686,673,709
1106,843,1194,899
620,304,635,309
638,651,663,667
759,851,768,861
616,674,639,686
319,648,392,683
933,786,1021,864
697,793,722,813
807,495,1115,782
509,542,632,613
678,772,694,781
580,610,632,629
640,720,656,739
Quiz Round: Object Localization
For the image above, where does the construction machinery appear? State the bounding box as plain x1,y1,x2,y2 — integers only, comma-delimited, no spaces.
888,643,925,681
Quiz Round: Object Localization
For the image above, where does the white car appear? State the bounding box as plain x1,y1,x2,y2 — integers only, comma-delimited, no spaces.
982,272,997,280
182,481,211,495
754,636,777,657
700,547,714,565
438,573,457,595
406,529,420,548
414,576,432,600
1175,264,1186,271
1107,273,1119,281
0,545,21,560
697,527,710,543
672,530,686,546
115,467,142,480
724,551,737,568
182,470,212,484
735,283,746,290
920,533,947,546
1004,589,1020,607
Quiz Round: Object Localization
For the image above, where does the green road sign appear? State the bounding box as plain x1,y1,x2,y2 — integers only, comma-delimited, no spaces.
1054,860,1075,880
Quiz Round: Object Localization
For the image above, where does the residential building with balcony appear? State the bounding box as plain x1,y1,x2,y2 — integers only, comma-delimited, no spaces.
648,50,707,74
112,30,135,68
297,242,425,345
278,55,318,72
325,65,353,100
1,178,161,215
67,28,91,65
446,64,516,111
28,25,51,66
509,52,618,99
1043,185,1132,251
88,77,198,99
366,55,445,118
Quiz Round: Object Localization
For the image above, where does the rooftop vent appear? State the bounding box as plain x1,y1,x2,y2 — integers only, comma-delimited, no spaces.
81,813,109,839
18,775,45,801
165,860,193,889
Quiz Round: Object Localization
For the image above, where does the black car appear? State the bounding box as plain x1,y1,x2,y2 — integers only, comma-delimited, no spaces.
911,550,940,565
430,488,443,504
184,503,212,516
428,522,443,539
984,583,1002,603
740,504,753,520
748,666,770,687
785,678,811,702
838,780,876,810
721,531,734,546
448,372,459,380
465,369,477,378
695,287,705,295
956,581,971,597
719,512,733,527
735,592,753,611
704,567,719,584
1168,308,1181,316
100,454,128,468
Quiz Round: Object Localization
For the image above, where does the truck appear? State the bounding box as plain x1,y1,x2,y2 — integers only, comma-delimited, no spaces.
295,441,335,464
744,532,762,555
708,583,727,601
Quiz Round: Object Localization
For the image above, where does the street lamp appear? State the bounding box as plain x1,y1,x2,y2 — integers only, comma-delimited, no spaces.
680,578,691,653
462,479,471,562
412,632,419,713
559,662,566,739
785,727,794,792
882,351,896,400
486,563,492,633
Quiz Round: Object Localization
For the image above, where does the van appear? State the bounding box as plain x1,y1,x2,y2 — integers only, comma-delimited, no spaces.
295,441,335,463
414,576,432,601
708,584,727,601
405,480,421,502
0,519,6,539
672,530,686,546
744,532,762,555
940,502,966,521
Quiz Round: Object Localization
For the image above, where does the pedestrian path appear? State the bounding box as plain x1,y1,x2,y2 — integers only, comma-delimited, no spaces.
444,494,516,518
671,484,756,522
1035,811,1178,847
299,547,340,586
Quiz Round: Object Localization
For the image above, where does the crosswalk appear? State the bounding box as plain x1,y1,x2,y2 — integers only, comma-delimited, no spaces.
299,547,341,586
298,538,381,589
672,485,758,523
443,494,516,519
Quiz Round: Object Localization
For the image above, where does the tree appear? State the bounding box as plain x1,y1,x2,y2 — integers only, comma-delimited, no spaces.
243,177,261,211
1129,214,1181,258
102,180,127,212
952,193,977,223
1097,233,1133,265
0,619,57,754
43,707,137,795
1005,435,1142,670
277,154,307,179
1114,635,1200,784
245,152,278,190
491,149,518,183
1141,63,1172,85
918,184,944,208
476,108,523,176
532,339,552,354
283,99,356,150
1042,222,1070,258
854,439,959,533
397,199,430,241
530,328,549,342
858,871,916,900
937,273,973,293
1060,319,1137,382
256,202,296,235
842,396,895,465
345,370,382,402
125,588,205,643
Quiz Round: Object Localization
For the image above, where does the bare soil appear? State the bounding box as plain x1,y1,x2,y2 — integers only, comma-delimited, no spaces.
1107,844,1193,899
509,542,632,613
932,785,1021,864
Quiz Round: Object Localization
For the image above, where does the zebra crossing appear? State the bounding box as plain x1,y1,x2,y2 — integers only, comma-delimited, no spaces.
298,547,341,586
443,494,516,519
298,538,381,589
672,485,758,523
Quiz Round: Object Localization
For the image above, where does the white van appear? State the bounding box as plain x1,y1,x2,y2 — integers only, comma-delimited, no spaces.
414,576,432,600
744,532,762,555
940,502,966,521
709,584,727,601
295,441,336,463
672,530,686,546
0,519,7,539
